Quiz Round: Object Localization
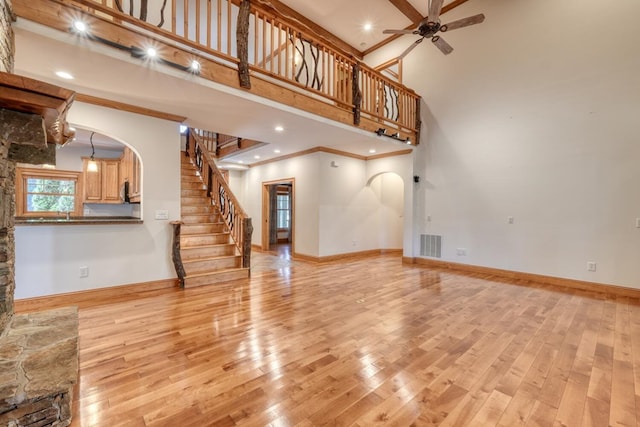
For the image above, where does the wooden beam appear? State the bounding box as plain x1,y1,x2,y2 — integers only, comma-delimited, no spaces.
0,71,76,145
387,0,423,24
363,0,470,56
239,0,363,59
75,94,187,122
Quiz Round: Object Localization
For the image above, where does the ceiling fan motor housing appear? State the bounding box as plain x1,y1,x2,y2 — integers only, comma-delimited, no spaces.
419,21,441,38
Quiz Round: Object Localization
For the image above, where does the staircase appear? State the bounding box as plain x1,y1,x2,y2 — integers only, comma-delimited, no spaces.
179,155,249,287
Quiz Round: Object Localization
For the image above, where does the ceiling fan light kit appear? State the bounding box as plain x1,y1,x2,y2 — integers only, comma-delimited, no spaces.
383,0,485,58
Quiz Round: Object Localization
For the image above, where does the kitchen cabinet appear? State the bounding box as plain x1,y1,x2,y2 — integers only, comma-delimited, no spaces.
82,158,121,204
120,146,141,203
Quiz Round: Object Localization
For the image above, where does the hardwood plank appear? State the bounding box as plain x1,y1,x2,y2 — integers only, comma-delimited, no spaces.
21,250,638,427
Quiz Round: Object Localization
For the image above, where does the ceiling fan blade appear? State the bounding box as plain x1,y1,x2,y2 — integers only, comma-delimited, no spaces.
383,29,418,35
399,38,424,59
428,0,445,22
431,35,453,55
441,14,485,32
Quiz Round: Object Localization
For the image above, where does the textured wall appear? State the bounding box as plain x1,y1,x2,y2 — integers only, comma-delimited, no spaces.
0,0,14,73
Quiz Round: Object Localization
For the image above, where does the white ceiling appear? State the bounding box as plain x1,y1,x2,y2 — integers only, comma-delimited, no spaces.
11,1,467,166
278,0,457,51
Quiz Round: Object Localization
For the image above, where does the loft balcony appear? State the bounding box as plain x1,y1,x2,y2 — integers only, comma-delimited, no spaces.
12,0,421,148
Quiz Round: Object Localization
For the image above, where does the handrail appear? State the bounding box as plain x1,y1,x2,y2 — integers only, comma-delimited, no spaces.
54,0,420,136
186,128,252,269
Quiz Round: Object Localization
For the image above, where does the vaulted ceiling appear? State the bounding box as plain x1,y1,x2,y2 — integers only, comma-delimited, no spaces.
268,0,466,55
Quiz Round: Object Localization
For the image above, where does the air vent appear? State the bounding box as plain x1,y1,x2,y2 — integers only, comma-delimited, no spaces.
420,234,442,258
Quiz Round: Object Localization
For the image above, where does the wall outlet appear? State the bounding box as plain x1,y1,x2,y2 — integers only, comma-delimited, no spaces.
587,262,597,272
352,240,356,246
456,248,467,256
79,266,89,278
508,216,514,224
155,210,169,220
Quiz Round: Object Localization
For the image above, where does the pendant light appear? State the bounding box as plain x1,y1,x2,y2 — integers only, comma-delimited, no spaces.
87,131,98,172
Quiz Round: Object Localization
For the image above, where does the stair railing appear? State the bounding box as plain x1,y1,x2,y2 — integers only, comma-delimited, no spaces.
186,128,253,269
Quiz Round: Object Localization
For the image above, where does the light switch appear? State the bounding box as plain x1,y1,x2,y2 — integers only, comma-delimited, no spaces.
155,210,169,220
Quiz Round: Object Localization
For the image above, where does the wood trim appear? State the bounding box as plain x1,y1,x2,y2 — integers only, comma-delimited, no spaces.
14,278,179,313
362,0,470,56
367,148,413,160
387,0,423,23
76,94,187,122
250,146,413,168
294,249,402,263
404,257,640,299
261,177,295,254
15,167,83,217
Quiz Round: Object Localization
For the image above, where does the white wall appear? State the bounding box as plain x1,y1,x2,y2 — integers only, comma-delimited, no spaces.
242,153,320,256
240,151,410,258
14,102,181,298
366,0,640,287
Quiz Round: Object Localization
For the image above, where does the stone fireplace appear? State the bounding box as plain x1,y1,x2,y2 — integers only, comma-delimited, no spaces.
0,1,79,425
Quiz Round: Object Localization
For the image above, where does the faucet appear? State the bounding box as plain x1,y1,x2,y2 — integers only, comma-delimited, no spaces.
58,211,71,221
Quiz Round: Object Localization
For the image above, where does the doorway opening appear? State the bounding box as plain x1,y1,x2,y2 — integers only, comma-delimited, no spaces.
262,178,295,256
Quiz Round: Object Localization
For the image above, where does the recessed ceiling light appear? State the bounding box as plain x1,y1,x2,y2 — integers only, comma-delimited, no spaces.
55,71,74,80
363,23,373,31
274,126,284,132
254,155,261,159
274,149,281,154
369,149,376,154
238,160,244,164
72,20,87,33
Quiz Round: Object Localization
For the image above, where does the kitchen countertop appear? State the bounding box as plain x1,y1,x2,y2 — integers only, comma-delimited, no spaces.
15,216,143,225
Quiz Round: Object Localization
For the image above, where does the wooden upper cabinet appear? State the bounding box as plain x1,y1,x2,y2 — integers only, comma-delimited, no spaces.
83,159,102,202
120,146,141,203
102,160,120,202
82,157,121,204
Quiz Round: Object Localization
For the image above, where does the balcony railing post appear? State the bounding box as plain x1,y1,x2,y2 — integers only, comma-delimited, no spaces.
237,0,251,89
352,61,361,126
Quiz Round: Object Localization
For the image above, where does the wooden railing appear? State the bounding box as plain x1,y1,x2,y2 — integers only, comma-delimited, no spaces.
186,128,253,268
59,0,420,136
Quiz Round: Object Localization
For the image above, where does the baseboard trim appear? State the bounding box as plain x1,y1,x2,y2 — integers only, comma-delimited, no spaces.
14,278,179,313
404,257,640,298
294,249,402,263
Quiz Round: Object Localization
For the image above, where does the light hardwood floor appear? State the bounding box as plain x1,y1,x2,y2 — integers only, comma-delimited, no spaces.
21,251,640,426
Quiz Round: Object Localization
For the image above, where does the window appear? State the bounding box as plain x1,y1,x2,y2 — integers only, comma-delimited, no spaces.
276,193,290,229
16,168,82,217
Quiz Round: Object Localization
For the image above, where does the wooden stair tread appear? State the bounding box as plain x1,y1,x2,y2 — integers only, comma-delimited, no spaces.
183,254,240,263
184,267,248,279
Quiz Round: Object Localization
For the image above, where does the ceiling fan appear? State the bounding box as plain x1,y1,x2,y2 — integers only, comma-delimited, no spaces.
383,0,485,58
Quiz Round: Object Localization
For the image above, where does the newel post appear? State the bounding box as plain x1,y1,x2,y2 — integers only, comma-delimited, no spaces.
242,217,253,270
170,221,186,287
237,0,251,89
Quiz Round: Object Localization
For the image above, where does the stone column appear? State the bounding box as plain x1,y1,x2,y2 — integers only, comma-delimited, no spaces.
0,0,14,74
0,0,14,333
0,127,14,333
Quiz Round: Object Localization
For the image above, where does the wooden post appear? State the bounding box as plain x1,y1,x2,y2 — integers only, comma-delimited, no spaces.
242,217,253,269
352,62,361,126
170,221,186,288
237,0,251,89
